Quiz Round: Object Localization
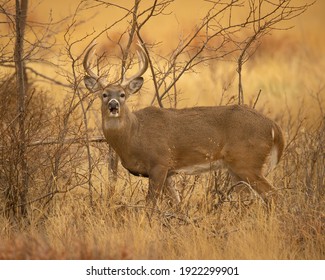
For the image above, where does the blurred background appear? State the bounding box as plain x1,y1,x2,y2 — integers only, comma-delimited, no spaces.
2,0,324,110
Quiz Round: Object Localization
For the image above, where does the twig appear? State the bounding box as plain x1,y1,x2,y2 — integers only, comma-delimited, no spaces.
253,89,262,109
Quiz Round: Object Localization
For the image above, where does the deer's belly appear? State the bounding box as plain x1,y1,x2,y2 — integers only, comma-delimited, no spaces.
174,160,224,175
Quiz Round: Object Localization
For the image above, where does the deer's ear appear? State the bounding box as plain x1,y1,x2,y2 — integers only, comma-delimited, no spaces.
84,75,101,92
127,77,144,95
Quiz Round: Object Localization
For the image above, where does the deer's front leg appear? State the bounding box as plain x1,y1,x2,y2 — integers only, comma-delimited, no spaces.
146,166,168,206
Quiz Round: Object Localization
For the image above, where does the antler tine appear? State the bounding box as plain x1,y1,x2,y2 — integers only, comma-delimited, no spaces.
121,43,149,86
83,44,102,83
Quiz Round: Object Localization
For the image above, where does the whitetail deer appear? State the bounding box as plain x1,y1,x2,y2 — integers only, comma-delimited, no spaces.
83,43,285,206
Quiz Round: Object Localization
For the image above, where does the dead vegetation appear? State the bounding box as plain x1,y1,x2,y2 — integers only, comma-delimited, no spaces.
0,0,324,259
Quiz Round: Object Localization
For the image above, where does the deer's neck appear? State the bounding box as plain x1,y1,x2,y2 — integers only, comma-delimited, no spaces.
102,106,138,151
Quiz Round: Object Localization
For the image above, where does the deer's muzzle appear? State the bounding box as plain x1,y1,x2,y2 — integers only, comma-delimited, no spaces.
108,99,120,116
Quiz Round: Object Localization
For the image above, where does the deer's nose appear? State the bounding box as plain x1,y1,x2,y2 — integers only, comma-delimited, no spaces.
108,99,119,110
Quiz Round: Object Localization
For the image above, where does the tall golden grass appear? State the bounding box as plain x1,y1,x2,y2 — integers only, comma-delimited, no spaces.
0,1,324,260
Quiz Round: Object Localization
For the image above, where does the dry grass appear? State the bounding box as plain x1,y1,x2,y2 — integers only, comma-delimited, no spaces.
0,170,324,260
0,1,324,260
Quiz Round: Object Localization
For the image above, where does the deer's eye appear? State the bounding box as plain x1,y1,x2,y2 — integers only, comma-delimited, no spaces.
103,93,108,98
120,93,125,98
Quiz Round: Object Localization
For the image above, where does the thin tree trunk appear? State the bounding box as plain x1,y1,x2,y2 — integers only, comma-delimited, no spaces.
14,0,29,218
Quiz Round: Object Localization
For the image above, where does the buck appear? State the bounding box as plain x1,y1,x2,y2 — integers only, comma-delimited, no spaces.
83,42,285,206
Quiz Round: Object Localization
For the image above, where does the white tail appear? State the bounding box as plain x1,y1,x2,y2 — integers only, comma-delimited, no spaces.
83,42,285,205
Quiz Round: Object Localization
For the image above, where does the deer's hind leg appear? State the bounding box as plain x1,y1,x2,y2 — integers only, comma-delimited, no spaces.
224,150,275,204
222,143,276,204
229,166,275,204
